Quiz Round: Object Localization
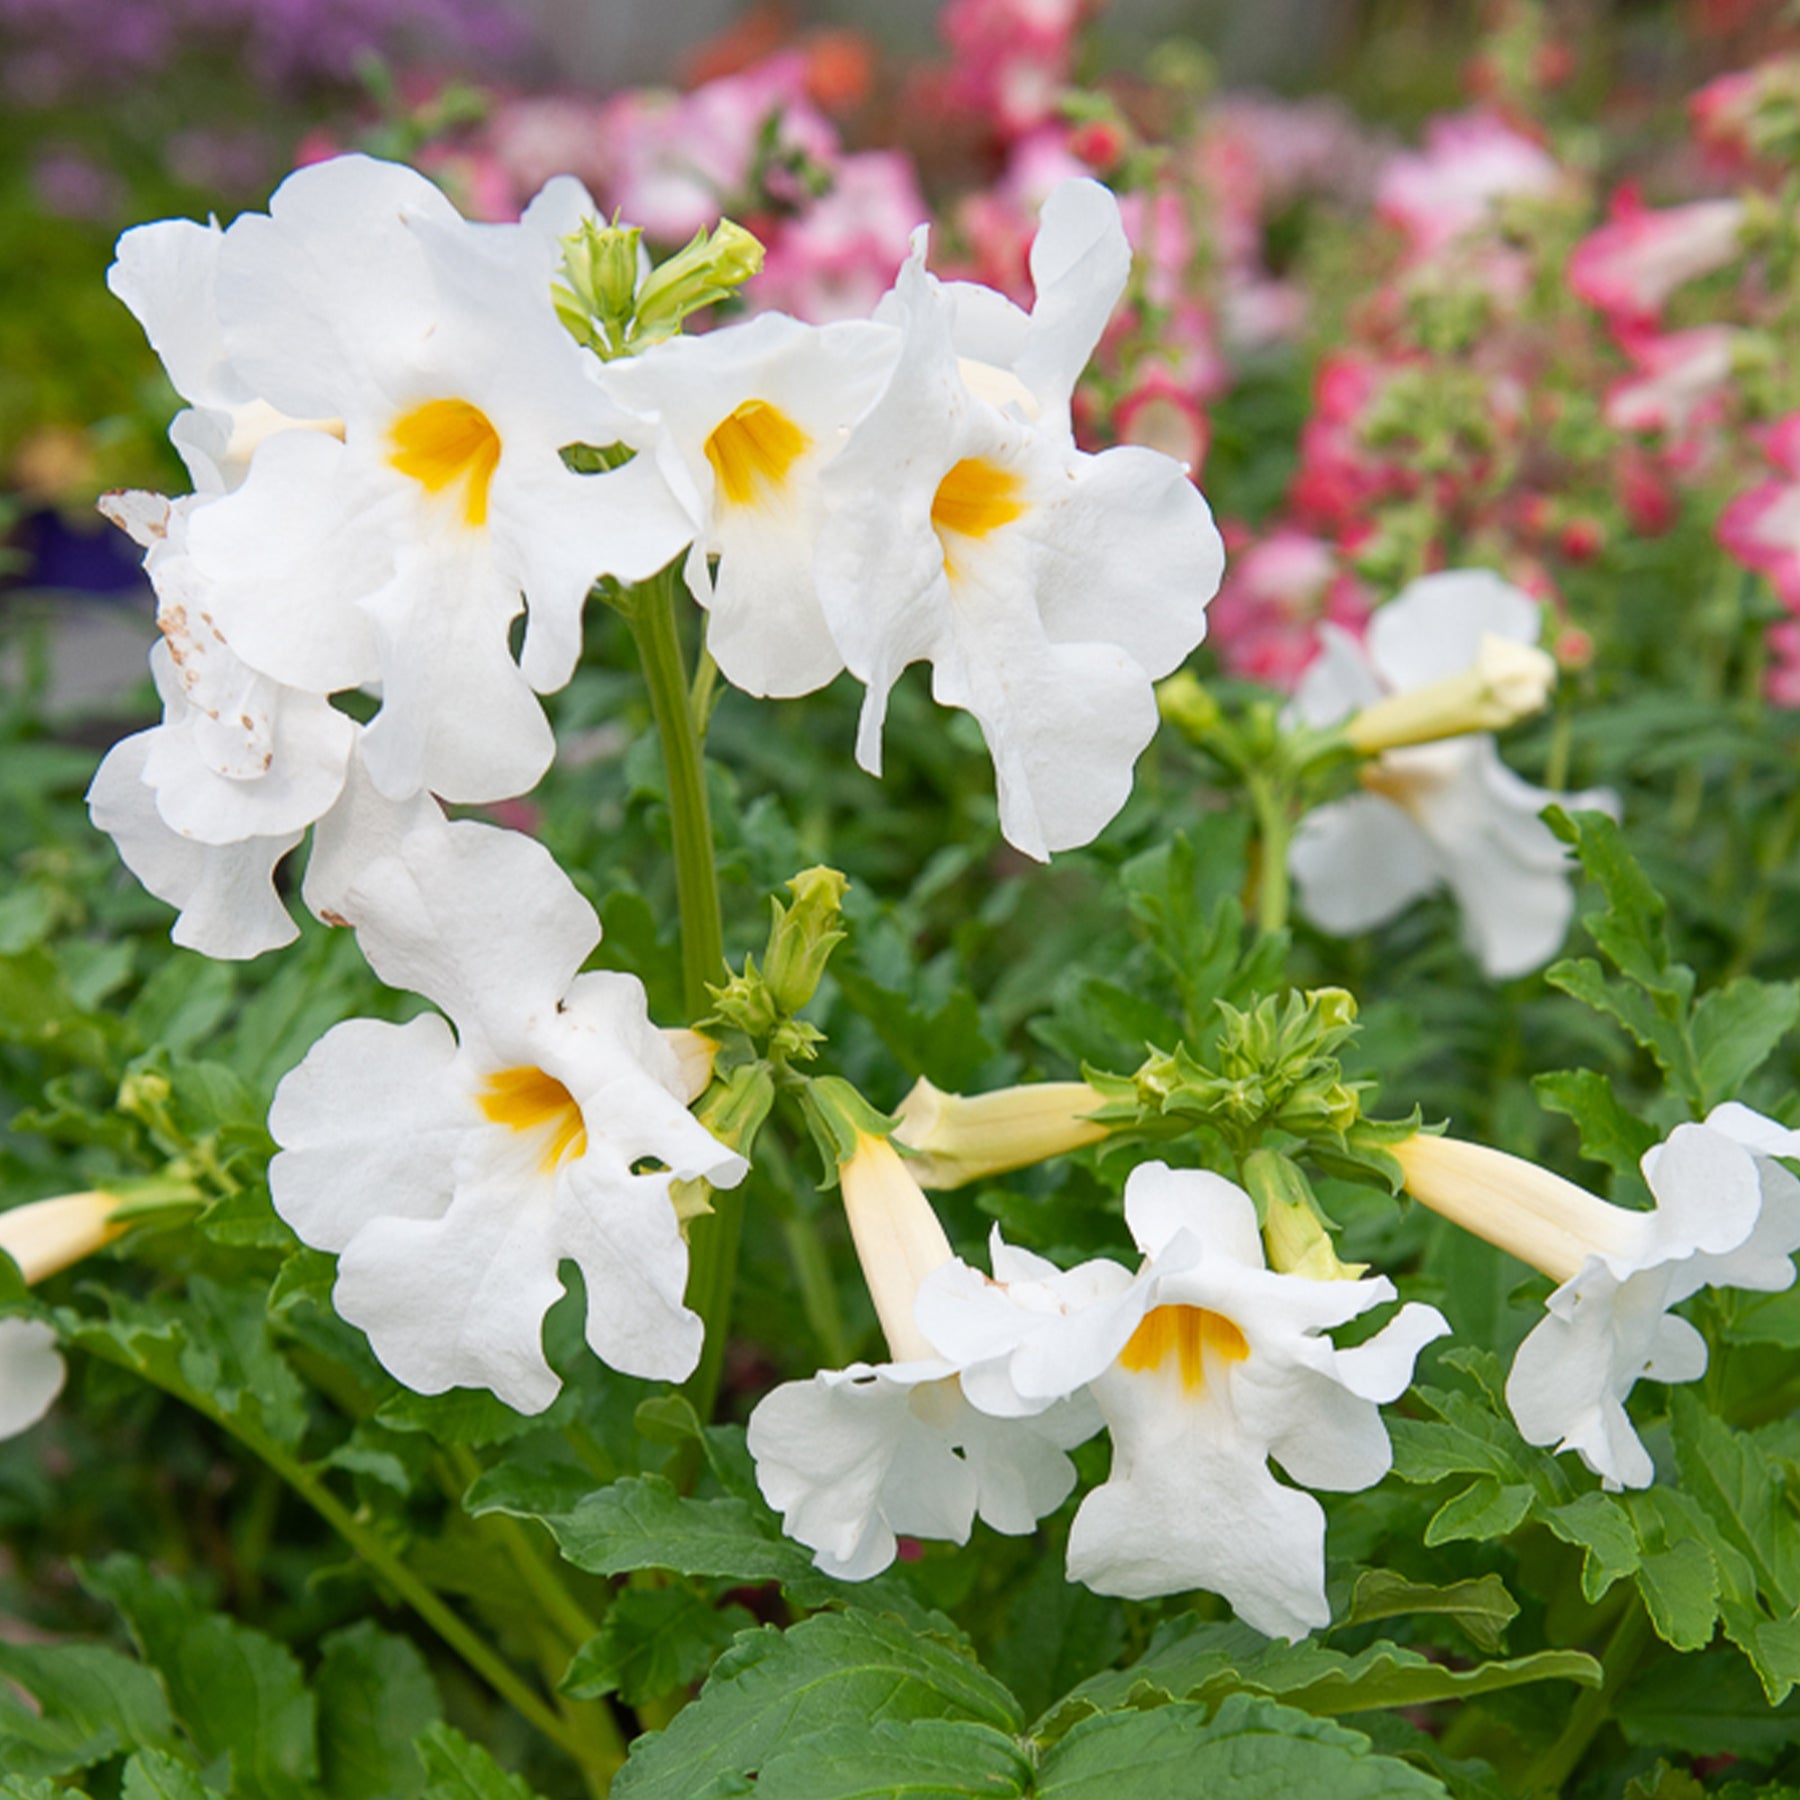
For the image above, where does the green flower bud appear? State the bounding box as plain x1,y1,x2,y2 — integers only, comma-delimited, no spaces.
764,865,849,1017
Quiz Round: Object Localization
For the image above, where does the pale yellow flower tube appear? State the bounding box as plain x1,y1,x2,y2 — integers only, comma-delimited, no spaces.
891,1079,1110,1190
1391,1135,1639,1285
839,1133,955,1363
0,1192,127,1286
1345,635,1557,754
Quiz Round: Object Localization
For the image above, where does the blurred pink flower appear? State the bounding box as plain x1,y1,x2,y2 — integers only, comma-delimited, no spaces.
1570,189,1744,333
1375,112,1561,257
1766,618,1800,706
487,94,612,201
752,151,927,322
1208,527,1370,690
939,0,1084,139
600,53,840,242
1605,325,1735,437
1719,415,1800,609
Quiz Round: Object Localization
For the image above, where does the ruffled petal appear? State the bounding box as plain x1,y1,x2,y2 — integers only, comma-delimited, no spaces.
1290,792,1442,938
1365,569,1542,692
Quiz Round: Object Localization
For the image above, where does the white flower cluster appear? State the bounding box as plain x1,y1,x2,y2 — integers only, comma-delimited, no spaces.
90,156,1222,1405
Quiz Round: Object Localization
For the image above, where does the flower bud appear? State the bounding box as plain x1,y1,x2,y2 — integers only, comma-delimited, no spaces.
634,219,766,343
0,1192,126,1285
1155,670,1221,741
1344,634,1557,754
892,1078,1110,1189
1244,1149,1366,1281
763,866,849,1018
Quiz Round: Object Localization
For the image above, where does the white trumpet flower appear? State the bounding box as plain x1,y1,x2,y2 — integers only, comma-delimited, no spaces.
1395,1114,1800,1489
269,821,746,1411
917,1163,1447,1638
598,311,898,699
747,1133,1093,1580
814,178,1224,860
1288,570,1614,979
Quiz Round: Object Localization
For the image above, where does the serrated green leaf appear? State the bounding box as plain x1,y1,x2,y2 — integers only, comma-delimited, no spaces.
415,1724,549,1800
1424,1478,1536,1546
0,1640,179,1779
1341,1571,1519,1655
1237,1644,1599,1716
1691,978,1800,1108
752,1719,1031,1799
119,1751,212,1800
1034,1695,1448,1797
467,1468,816,1586
561,1588,753,1707
1545,960,1699,1104
376,1382,562,1447
315,1621,439,1800
1532,1070,1659,1188
79,1556,318,1800
1546,1492,1641,1604
1672,1393,1800,1614
1545,807,1681,994
611,1610,1022,1800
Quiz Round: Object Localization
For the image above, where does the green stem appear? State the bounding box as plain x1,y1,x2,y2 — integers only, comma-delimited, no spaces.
447,1447,603,1651
83,1338,597,1772
626,565,727,1017
1524,1597,1652,1794
1247,773,1292,935
623,565,739,1419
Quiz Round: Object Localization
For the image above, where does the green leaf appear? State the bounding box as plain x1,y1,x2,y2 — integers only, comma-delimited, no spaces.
415,1724,550,1800
315,1622,440,1800
1672,1394,1800,1615
468,1468,817,1587
119,1752,213,1800
561,1588,754,1707
1545,959,1699,1105
1247,1645,1599,1716
376,1383,564,1447
1034,1696,1449,1798
1691,978,1800,1108
1615,1649,1800,1755
0,1640,179,1778
611,1610,1022,1800
752,1719,1031,1799
79,1556,318,1800
1532,1070,1659,1188
1424,1478,1536,1546
1545,807,1681,994
1545,1492,1641,1604
1340,1571,1519,1656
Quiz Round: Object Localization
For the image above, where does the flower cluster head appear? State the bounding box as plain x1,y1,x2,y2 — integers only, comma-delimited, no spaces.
1288,568,1615,979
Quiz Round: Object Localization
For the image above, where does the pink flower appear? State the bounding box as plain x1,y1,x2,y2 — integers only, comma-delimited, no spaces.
1114,366,1209,470
1570,188,1744,332
1605,325,1735,437
487,94,613,202
752,151,927,323
1766,619,1800,707
1375,112,1562,257
600,53,840,243
1690,68,1763,173
1208,527,1371,690
939,0,1084,139
1719,415,1800,609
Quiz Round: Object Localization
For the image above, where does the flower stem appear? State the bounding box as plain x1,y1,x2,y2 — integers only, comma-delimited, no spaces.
1247,772,1292,935
626,564,727,1017
79,1333,610,1777
1524,1596,1651,1794
623,564,739,1418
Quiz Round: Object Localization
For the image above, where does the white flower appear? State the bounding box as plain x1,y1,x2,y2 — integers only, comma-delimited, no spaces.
0,1321,66,1442
86,490,398,959
597,312,899,699
918,1163,1447,1639
1395,1115,1800,1491
747,1132,1093,1579
1288,569,1615,979
269,820,746,1411
813,178,1225,860
156,154,691,807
